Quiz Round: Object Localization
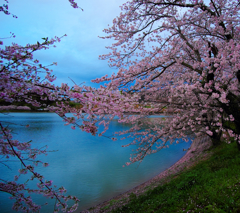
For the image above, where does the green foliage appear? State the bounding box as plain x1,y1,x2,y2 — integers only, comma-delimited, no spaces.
68,101,83,109
223,120,237,131
111,142,240,212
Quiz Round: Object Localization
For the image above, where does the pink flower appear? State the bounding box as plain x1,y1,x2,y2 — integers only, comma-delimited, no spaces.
206,130,213,136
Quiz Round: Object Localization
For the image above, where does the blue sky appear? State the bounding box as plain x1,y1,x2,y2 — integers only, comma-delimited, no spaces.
1,0,126,87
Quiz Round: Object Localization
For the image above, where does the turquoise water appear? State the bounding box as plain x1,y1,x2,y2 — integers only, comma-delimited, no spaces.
0,113,191,212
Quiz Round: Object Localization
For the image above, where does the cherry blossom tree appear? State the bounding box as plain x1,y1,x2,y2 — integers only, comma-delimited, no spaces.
69,0,240,165
0,1,86,212
2,0,240,211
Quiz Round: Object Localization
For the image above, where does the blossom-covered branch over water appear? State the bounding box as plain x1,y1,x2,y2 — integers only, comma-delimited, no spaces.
70,0,240,163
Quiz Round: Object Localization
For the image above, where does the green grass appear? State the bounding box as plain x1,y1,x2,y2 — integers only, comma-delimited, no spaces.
107,142,240,212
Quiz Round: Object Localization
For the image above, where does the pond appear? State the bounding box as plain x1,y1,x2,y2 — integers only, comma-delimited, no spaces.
0,113,191,212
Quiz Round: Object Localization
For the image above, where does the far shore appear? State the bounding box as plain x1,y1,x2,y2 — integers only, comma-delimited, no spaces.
0,110,52,113
0,110,176,116
0,105,177,115
0,105,50,113
80,135,213,213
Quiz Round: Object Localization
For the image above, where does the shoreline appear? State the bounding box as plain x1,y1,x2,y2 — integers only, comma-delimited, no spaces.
80,135,213,213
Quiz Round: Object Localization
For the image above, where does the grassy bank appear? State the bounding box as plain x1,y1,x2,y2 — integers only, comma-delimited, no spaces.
93,142,240,212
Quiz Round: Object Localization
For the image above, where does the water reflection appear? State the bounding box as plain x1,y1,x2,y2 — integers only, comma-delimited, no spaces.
0,113,191,212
